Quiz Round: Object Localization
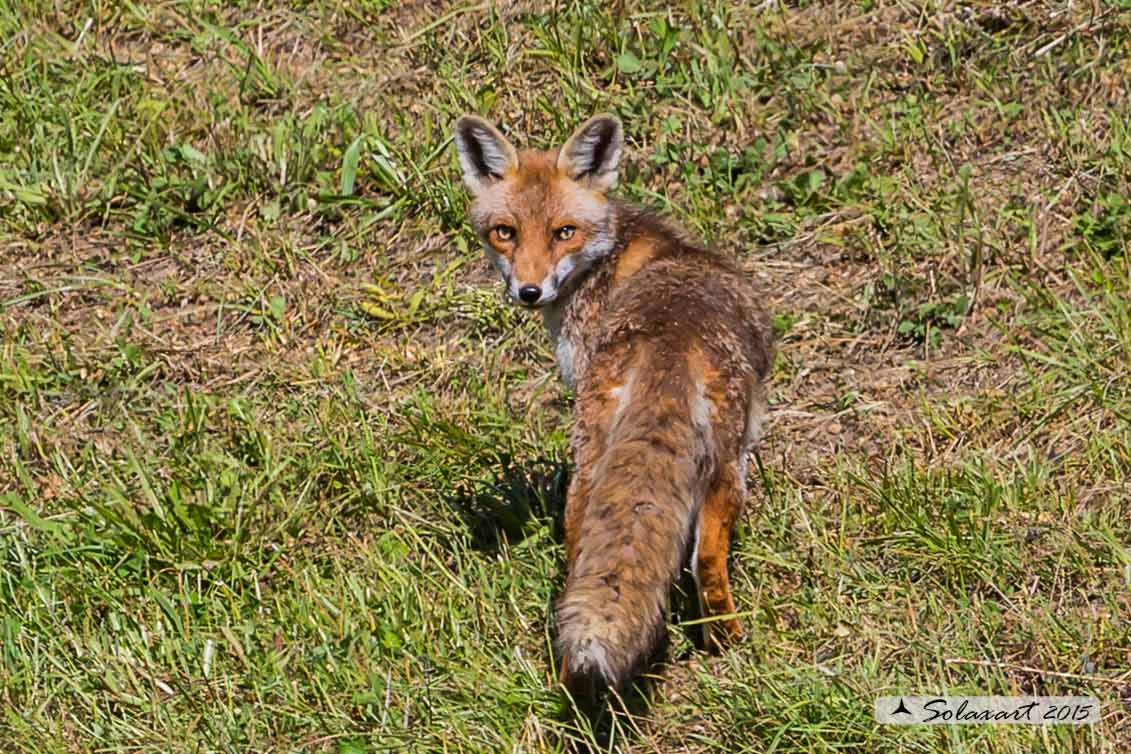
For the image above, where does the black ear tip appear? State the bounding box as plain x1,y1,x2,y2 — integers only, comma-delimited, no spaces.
455,114,495,140
454,115,477,136
589,113,623,135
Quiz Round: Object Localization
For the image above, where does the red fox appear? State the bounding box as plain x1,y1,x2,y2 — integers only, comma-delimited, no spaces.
454,114,774,701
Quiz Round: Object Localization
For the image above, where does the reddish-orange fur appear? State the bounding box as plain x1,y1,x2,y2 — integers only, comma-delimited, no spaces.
612,237,659,284
454,114,774,702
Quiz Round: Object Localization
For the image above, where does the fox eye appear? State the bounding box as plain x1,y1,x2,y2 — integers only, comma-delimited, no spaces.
554,225,576,241
493,225,516,241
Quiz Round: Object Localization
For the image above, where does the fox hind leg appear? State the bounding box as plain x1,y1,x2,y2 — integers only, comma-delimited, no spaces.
694,466,744,650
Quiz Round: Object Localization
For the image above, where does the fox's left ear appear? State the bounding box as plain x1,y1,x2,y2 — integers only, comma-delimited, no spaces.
558,114,623,193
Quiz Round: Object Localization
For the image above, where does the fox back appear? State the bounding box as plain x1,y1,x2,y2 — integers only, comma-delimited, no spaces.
455,114,774,703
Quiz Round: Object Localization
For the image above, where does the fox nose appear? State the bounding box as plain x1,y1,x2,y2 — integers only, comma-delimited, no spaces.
517,284,542,304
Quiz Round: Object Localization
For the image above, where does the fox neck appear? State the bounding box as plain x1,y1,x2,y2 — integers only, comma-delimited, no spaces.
539,262,595,388
541,204,623,387
540,300,572,383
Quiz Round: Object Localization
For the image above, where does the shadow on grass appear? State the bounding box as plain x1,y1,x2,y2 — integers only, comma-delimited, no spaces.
447,455,570,552
560,677,658,754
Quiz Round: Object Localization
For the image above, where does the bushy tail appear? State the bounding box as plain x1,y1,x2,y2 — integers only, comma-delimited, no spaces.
556,373,711,695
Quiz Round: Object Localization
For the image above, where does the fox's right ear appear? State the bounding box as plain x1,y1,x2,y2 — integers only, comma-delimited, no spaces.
454,115,518,194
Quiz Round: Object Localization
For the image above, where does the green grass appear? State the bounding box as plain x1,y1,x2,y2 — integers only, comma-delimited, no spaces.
1,1,1130,751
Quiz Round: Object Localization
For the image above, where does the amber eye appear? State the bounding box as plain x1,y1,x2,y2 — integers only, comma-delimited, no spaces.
493,225,516,241
554,225,576,241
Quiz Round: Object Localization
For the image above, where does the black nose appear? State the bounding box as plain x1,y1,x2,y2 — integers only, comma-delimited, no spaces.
518,284,542,304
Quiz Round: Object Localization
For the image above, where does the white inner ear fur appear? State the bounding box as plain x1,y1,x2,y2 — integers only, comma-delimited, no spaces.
454,117,517,193
558,116,623,192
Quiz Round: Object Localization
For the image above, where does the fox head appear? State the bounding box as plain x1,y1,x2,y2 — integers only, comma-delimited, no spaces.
454,114,623,308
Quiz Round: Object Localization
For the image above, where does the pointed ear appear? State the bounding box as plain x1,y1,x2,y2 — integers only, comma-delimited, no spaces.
557,114,623,192
453,115,519,193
